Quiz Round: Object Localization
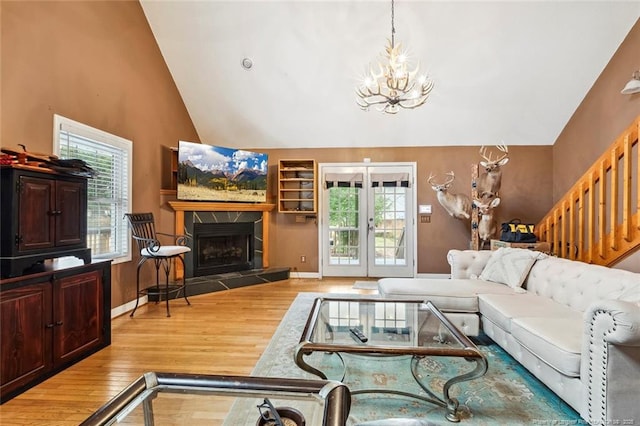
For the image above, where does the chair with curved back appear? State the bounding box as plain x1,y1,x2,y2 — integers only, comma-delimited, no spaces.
125,212,191,317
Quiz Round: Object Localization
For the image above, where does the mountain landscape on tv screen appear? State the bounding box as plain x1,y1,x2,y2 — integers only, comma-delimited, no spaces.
177,142,268,202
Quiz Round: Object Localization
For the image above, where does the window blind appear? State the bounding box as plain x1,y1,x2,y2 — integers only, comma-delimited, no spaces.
55,116,131,263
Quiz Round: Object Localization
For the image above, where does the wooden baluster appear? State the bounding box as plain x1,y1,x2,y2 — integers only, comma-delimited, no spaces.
569,193,576,260
598,162,606,259
588,172,595,263
577,185,584,261
622,136,631,242
553,208,560,257
609,147,618,253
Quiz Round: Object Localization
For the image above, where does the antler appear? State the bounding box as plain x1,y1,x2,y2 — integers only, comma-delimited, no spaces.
479,146,492,163
427,172,436,185
428,171,456,188
444,171,456,186
495,143,508,161
479,144,509,164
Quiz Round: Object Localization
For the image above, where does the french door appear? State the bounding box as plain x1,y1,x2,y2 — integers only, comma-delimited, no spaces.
320,163,416,278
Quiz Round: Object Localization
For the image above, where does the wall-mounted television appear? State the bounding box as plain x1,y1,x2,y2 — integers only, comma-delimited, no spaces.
177,141,268,203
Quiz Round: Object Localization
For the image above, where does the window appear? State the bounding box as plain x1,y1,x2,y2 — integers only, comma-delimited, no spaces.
53,115,132,264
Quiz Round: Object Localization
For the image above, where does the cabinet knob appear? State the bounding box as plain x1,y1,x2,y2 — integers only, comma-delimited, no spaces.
46,323,55,329
55,321,63,326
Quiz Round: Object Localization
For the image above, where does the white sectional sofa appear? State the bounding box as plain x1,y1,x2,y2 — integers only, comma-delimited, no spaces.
377,248,640,425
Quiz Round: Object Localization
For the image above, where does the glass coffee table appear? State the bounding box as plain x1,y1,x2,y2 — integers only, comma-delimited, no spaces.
294,298,488,422
80,372,351,426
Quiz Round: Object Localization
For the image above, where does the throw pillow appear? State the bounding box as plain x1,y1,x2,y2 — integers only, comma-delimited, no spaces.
479,247,547,288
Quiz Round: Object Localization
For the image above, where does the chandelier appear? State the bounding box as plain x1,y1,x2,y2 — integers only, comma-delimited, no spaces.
356,0,434,114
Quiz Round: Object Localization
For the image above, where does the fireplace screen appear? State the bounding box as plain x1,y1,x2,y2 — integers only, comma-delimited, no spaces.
193,222,254,276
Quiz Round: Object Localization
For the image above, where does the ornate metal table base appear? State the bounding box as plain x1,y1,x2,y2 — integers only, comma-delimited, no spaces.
294,298,489,422
295,351,487,423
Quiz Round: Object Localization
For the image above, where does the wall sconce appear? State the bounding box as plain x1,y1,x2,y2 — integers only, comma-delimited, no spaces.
621,70,640,94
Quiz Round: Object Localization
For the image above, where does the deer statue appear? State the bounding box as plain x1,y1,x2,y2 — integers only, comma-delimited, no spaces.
474,196,501,248
428,172,472,220
477,144,509,199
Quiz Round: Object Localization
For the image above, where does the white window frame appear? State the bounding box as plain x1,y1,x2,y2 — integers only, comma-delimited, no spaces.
53,114,132,264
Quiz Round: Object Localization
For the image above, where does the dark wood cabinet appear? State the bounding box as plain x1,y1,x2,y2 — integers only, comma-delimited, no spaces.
53,269,104,366
0,260,111,402
0,282,52,398
1,165,91,278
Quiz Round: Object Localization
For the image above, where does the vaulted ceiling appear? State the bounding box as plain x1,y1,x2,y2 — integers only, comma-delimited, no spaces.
141,1,639,149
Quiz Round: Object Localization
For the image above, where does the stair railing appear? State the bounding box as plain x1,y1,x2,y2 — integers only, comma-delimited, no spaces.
536,116,640,266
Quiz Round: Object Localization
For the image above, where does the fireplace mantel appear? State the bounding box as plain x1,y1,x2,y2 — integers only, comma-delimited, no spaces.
168,201,275,213
167,201,276,275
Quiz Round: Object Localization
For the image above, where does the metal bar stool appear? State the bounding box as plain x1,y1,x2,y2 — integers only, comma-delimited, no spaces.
125,213,191,317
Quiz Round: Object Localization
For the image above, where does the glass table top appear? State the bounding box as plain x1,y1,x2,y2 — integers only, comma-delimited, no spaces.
300,298,480,356
80,373,350,426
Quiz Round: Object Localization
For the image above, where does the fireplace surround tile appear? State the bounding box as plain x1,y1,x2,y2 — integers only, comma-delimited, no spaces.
184,211,263,278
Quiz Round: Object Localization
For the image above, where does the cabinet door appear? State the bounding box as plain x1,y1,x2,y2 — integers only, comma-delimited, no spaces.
55,180,86,246
18,176,55,251
0,283,53,397
53,270,103,367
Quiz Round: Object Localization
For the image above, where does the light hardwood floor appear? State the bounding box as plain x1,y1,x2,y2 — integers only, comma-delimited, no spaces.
0,278,376,425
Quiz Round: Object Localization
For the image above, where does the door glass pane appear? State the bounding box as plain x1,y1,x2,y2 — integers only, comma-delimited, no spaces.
373,186,407,265
328,187,361,265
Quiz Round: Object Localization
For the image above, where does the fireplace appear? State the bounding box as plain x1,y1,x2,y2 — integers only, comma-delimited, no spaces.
167,202,272,279
192,222,255,277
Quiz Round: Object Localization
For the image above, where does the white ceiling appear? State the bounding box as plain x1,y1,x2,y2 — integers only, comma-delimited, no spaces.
141,1,639,149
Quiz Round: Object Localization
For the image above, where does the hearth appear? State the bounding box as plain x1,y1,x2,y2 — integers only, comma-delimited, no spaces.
192,222,254,277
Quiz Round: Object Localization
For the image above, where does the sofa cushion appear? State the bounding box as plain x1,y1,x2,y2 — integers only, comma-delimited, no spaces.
479,293,580,333
510,316,583,377
447,250,493,279
377,278,515,312
479,247,546,288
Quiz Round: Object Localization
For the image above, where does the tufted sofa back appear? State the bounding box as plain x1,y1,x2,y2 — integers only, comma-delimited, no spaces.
524,256,640,312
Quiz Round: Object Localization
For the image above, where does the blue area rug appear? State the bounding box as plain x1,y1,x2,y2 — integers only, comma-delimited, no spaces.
247,293,582,425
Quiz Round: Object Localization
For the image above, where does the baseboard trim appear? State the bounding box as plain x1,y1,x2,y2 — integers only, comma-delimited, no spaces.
111,296,147,319
288,271,321,279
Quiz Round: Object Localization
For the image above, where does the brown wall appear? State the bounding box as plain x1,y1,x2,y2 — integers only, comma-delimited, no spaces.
262,146,553,275
553,19,640,202
1,1,200,307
